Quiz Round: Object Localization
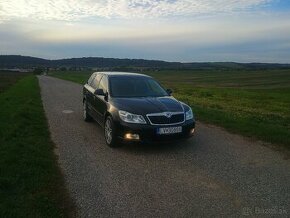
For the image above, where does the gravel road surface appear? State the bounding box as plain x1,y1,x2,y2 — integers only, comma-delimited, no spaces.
38,76,290,217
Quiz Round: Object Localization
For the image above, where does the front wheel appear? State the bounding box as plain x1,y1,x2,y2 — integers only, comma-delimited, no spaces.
83,100,92,122
104,116,120,148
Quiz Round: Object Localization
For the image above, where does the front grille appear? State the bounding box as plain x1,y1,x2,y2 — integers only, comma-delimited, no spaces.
147,113,184,125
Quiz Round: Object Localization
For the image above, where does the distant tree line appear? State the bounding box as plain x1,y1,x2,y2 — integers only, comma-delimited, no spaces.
1,55,290,70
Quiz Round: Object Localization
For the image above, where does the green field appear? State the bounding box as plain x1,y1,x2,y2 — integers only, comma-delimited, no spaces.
49,69,290,147
0,71,29,93
0,75,74,217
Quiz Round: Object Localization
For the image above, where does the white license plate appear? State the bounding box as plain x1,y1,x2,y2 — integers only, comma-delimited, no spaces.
157,126,182,135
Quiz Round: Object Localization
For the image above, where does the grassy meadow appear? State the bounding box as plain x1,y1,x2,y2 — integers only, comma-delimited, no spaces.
49,69,290,147
0,71,29,93
0,74,74,217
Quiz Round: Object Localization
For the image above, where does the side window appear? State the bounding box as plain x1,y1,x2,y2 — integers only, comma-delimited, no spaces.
87,74,95,85
98,76,108,93
91,74,103,89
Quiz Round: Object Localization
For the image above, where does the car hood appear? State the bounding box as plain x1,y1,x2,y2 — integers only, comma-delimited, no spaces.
111,96,184,115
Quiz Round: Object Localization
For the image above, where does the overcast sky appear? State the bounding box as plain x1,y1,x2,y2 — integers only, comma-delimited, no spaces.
0,0,290,63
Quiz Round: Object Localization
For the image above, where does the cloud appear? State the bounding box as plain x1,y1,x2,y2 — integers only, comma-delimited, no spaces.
0,0,271,21
8,12,287,47
1,0,289,63
1,11,290,63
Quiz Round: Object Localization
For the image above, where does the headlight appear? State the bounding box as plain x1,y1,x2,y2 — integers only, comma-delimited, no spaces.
119,110,147,124
185,108,194,120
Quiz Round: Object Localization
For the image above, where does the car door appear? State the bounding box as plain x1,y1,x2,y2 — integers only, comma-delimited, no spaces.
84,73,96,115
88,73,103,120
93,75,109,125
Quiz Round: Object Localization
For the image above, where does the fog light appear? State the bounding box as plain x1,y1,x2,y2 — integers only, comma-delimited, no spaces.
190,128,195,135
125,133,140,140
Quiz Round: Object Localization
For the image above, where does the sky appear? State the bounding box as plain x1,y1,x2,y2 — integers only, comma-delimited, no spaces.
0,0,290,63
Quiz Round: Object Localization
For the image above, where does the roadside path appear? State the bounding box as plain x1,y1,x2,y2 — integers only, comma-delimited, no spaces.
38,76,290,217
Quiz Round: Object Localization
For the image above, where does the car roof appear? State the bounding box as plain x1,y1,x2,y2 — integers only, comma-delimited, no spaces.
93,72,151,78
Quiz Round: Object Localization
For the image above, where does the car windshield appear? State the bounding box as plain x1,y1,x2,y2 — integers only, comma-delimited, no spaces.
110,76,169,98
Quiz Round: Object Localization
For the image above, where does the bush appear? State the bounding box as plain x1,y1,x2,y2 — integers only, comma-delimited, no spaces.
33,67,44,75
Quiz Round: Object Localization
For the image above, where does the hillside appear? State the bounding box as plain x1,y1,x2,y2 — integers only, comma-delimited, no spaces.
1,55,290,70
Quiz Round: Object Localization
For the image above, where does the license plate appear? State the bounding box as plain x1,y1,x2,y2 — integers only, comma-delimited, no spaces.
157,126,182,135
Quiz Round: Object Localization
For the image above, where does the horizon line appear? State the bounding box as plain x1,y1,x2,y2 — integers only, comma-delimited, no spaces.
1,54,290,65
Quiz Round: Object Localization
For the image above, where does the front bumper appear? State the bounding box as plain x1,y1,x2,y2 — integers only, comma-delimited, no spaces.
115,119,195,144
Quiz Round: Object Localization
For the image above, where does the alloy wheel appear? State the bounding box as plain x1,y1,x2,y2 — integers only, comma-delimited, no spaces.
105,119,113,144
83,102,87,119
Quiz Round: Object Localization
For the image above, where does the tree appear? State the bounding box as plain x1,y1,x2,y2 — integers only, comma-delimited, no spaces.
33,67,44,75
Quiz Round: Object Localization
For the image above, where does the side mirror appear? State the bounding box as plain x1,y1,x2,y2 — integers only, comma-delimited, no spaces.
166,89,173,95
94,89,105,96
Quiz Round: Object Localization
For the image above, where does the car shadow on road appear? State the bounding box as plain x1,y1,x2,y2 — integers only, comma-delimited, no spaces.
118,138,197,155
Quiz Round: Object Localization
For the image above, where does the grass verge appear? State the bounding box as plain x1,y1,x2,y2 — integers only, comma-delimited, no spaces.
0,71,29,93
49,70,290,148
0,76,75,218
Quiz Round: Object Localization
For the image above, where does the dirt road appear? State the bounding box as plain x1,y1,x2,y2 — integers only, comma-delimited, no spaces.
38,76,290,217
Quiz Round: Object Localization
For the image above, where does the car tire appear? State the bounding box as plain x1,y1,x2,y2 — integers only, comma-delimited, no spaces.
83,100,92,122
104,116,120,148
